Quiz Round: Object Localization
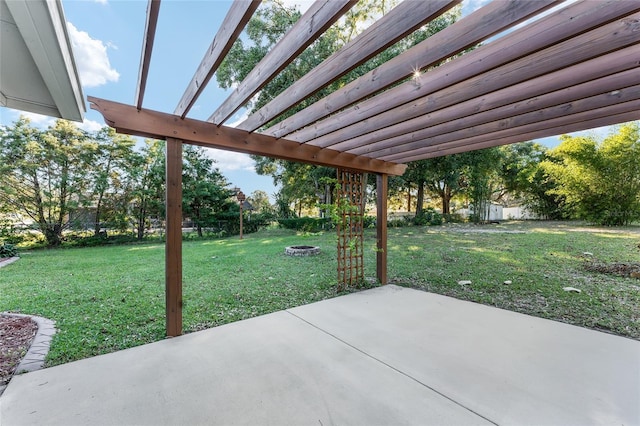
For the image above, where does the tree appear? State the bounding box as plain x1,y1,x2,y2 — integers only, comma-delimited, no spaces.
463,148,504,223
499,142,566,219
541,122,640,225
247,190,273,215
406,155,468,216
87,127,138,236
128,140,165,240
0,118,96,246
182,145,234,237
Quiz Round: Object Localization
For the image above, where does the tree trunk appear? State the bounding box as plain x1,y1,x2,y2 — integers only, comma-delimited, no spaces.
137,208,146,240
407,185,412,212
442,185,451,215
94,194,104,236
416,180,425,216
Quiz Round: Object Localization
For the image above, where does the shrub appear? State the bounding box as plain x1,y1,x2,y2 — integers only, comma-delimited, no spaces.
277,217,331,232
387,218,409,228
0,243,18,258
413,208,443,226
443,213,465,223
363,215,376,228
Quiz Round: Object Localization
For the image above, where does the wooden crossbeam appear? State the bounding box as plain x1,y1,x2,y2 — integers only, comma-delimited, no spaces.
388,102,640,162
238,0,461,132
407,111,640,160
135,0,161,110
378,85,640,160
207,0,357,125
263,0,561,139
342,47,640,155
88,96,406,175
289,1,640,145
174,1,260,118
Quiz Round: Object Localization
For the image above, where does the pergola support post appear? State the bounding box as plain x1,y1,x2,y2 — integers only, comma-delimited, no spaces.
376,174,388,284
165,138,183,336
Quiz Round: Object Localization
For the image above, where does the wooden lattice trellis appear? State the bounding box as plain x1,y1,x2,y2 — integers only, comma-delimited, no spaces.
336,169,367,291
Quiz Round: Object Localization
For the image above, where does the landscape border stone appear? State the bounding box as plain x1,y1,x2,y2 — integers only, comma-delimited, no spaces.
0,257,20,268
2,313,56,374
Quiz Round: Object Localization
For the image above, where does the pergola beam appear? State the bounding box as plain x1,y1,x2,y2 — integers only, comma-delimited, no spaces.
289,1,640,145
263,0,562,139
135,0,161,110
208,0,357,125
411,111,640,160
379,85,640,161
174,0,260,118
88,96,405,176
389,101,640,162
238,0,461,132
342,48,640,155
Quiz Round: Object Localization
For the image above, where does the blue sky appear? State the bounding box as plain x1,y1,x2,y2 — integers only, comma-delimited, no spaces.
0,0,621,200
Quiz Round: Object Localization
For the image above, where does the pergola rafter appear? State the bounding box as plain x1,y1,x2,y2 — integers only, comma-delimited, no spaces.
93,0,640,336
263,0,562,139
207,0,358,125
342,47,640,155
174,0,261,118
237,0,462,132
292,3,640,147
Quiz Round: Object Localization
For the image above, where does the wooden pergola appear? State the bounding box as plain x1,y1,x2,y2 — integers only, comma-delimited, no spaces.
89,0,640,336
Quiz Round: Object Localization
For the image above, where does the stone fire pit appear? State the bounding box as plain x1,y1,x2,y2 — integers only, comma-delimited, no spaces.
285,245,321,256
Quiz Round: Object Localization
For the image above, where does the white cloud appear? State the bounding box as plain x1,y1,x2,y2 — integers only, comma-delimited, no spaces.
226,110,249,128
279,0,313,13
16,111,56,128
67,22,120,88
78,119,105,133
93,0,108,4
204,148,255,172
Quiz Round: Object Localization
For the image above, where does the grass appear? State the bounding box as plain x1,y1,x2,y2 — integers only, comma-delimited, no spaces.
0,222,638,367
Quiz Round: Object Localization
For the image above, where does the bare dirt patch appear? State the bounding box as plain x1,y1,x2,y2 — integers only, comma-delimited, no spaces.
584,261,640,278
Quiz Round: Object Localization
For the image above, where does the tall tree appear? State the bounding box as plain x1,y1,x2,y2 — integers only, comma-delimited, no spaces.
409,155,468,216
88,127,138,236
182,146,234,237
247,190,273,215
463,148,504,223
128,140,165,240
0,118,95,246
541,122,640,225
499,142,566,219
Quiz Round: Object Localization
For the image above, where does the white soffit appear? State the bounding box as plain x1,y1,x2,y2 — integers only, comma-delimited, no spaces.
0,0,84,122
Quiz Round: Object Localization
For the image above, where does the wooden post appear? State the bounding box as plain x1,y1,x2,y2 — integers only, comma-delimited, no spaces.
376,174,388,284
165,138,183,337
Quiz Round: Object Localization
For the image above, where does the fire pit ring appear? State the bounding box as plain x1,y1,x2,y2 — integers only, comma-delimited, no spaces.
285,245,321,256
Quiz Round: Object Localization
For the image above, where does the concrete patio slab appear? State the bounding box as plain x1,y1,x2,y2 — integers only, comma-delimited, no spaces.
1,285,638,425
290,285,640,425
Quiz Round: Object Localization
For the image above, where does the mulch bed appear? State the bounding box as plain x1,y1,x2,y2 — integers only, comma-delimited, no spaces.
0,315,38,388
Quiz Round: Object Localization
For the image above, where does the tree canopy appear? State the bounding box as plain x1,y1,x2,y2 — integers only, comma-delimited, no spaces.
541,123,640,225
0,118,244,246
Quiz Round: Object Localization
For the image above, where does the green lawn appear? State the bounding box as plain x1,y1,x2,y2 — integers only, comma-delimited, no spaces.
1,222,638,366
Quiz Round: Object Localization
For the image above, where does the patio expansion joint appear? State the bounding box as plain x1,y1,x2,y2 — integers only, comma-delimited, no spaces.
285,310,499,426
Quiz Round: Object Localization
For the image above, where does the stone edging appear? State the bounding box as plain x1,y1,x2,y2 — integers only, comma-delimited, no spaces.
0,257,20,268
2,313,57,374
